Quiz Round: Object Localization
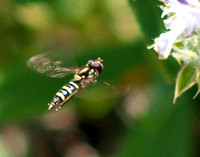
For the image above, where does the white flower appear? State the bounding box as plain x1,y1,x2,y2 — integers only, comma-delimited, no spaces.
153,0,200,59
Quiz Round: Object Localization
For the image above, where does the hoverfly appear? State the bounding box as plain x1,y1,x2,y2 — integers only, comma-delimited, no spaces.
27,54,103,111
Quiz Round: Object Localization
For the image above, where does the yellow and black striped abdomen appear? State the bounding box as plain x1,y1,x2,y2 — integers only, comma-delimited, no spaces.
56,80,81,103
49,80,81,110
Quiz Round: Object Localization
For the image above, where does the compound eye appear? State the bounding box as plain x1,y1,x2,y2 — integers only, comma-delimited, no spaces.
90,61,99,68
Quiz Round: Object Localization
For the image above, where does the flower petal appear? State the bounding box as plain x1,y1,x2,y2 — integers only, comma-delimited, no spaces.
154,18,186,59
153,0,200,59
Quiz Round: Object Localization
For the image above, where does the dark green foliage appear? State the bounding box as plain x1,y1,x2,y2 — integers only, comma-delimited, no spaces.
120,83,195,157
128,0,164,42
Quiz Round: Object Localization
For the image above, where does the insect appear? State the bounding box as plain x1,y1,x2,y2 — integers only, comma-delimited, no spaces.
27,54,103,111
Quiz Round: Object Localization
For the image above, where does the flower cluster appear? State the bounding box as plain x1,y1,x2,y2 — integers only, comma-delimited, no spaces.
153,0,200,60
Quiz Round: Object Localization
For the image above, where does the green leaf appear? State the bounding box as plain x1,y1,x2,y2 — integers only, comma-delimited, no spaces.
119,82,195,157
128,0,179,83
174,65,197,103
128,0,164,42
194,68,200,98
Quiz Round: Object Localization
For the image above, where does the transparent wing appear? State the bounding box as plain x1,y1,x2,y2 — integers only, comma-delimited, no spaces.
26,53,79,78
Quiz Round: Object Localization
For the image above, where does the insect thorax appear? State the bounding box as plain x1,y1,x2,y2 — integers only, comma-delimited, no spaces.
74,66,98,88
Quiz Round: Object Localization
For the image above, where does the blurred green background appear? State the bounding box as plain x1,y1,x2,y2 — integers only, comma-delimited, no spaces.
0,0,199,156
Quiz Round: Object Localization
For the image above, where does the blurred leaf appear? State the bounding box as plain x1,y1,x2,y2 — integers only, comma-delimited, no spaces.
119,82,195,157
0,137,12,157
0,1,34,68
13,0,50,4
75,87,116,120
174,65,196,103
194,68,200,98
128,0,180,83
128,0,164,43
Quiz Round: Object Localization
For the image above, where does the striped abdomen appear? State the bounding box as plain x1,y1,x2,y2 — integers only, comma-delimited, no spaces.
48,79,81,110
